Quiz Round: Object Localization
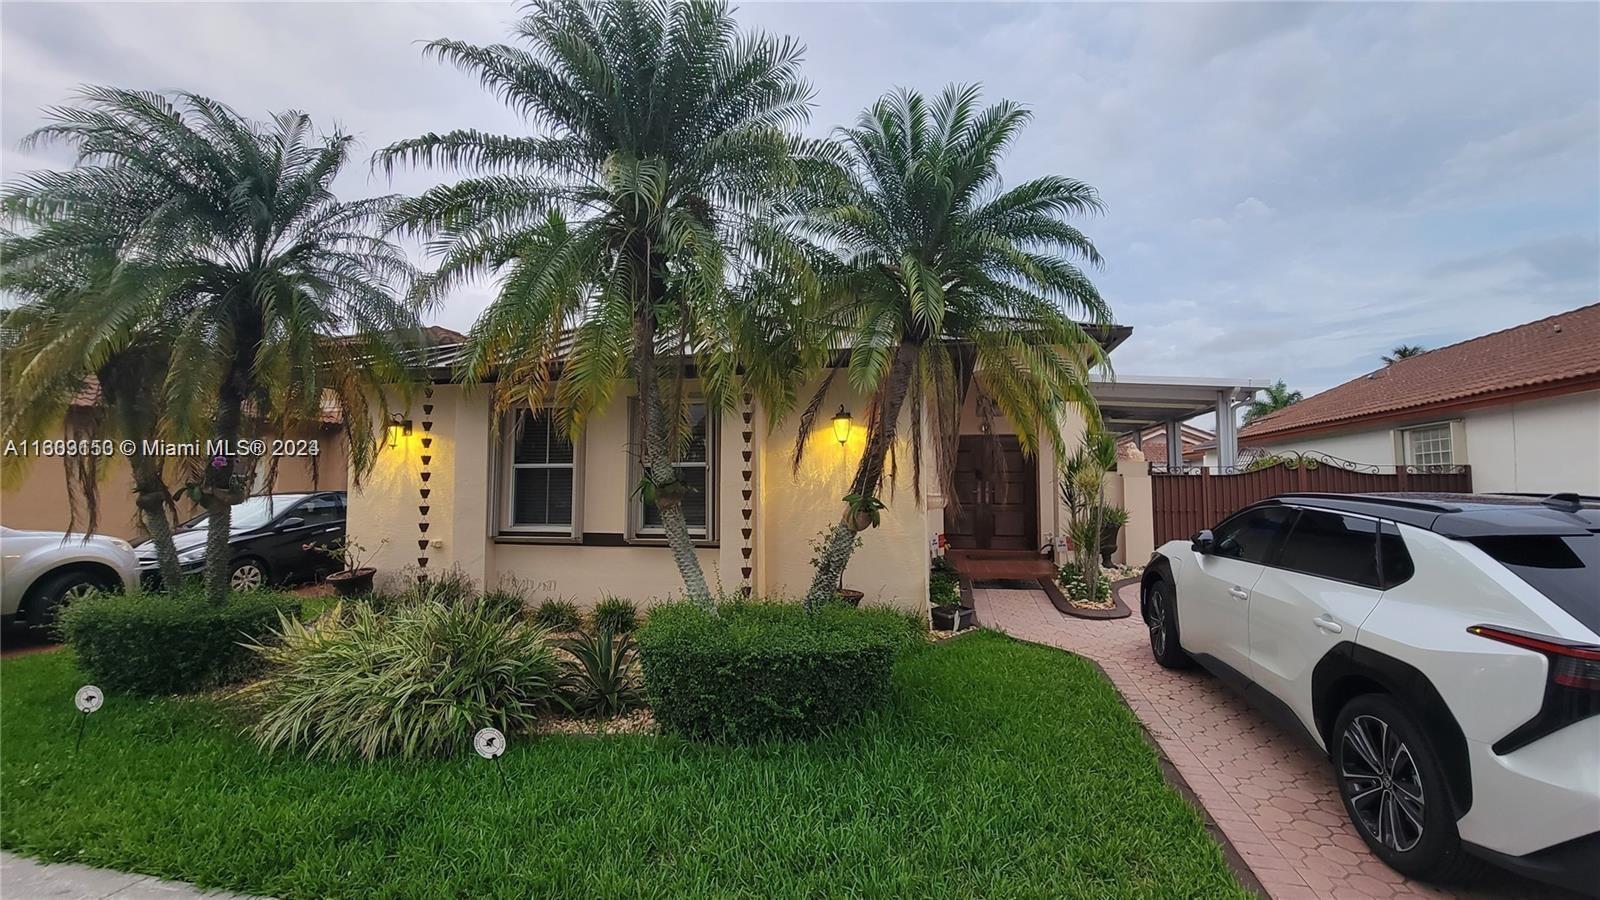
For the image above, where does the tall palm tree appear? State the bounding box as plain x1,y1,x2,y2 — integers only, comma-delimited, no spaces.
5,87,421,602
377,0,813,606
791,85,1112,611
1242,379,1304,424
1383,344,1425,365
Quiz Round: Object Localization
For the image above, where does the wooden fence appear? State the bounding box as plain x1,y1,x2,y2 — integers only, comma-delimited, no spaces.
1150,453,1472,546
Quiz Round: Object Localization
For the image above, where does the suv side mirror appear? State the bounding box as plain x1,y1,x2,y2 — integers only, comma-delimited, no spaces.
276,516,306,532
1191,529,1215,554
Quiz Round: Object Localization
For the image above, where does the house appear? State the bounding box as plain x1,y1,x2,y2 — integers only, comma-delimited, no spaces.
345,328,1267,613
0,382,348,540
1237,303,1600,494
1117,423,1212,467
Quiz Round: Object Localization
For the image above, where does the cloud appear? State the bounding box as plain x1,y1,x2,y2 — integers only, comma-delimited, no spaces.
3,0,1596,393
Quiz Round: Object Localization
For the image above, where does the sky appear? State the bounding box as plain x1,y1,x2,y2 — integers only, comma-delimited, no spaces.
3,1,1597,397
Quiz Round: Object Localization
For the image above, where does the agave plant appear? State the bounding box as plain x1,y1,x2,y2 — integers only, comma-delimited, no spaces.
559,626,643,718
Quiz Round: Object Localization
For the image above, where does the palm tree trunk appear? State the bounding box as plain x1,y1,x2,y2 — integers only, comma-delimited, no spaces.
633,306,713,607
803,341,920,611
129,456,183,590
200,354,252,604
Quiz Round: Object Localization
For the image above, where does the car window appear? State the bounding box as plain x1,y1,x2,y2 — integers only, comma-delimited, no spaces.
1378,522,1414,589
1211,507,1298,564
1470,534,1600,634
294,494,344,527
1277,509,1381,588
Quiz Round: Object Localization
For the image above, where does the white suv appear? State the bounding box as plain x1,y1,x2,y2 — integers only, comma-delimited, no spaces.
1140,492,1599,894
1,526,139,629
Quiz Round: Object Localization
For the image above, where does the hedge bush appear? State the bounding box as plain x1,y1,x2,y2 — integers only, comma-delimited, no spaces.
248,599,562,760
637,600,922,742
59,588,300,696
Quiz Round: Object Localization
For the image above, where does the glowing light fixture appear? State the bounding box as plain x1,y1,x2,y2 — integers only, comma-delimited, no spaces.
388,414,413,447
831,405,852,445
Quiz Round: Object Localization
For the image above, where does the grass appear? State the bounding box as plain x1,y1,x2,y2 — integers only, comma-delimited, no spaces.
1,631,1246,899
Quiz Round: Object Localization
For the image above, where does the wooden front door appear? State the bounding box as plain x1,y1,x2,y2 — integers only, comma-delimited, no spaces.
944,435,1037,551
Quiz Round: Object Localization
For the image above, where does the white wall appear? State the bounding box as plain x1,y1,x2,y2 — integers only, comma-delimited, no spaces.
1247,390,1600,494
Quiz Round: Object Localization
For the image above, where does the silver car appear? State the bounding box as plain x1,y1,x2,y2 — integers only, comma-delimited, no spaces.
0,526,139,629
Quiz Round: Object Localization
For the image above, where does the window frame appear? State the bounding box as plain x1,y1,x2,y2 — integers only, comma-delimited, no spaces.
1398,420,1458,469
1209,505,1299,565
1271,506,1386,589
497,406,584,541
626,397,717,545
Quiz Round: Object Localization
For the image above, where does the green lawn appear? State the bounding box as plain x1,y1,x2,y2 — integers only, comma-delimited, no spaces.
1,631,1246,899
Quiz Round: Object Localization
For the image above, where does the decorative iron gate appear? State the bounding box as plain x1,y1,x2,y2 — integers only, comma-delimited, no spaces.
1149,452,1472,546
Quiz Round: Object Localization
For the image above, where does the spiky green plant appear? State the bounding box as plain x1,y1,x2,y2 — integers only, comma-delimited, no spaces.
559,626,644,717
790,85,1112,610
248,600,562,760
376,0,816,607
4,87,422,602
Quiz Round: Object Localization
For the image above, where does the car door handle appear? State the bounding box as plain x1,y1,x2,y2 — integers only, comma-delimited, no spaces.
1313,615,1343,634
323,527,340,533
1228,586,1249,601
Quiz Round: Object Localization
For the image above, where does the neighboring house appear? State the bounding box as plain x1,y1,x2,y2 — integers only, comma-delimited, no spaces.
1118,423,1212,466
0,386,349,540
346,327,1266,612
1237,303,1600,494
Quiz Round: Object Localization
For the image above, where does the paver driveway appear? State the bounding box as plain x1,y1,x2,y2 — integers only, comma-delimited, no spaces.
973,584,1574,900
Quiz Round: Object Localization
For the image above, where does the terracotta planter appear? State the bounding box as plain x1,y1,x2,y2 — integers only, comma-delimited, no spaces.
326,567,376,597
931,603,975,631
835,588,865,607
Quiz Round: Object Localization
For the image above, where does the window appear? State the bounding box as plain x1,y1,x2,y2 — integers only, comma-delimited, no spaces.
1211,506,1298,564
1471,534,1600,633
633,400,713,539
1401,422,1454,468
295,494,344,527
1378,522,1414,589
1277,509,1381,588
503,408,577,534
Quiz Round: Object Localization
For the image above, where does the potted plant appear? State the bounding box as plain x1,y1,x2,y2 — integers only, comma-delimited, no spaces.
928,558,974,631
305,537,385,597
1097,505,1130,568
809,528,865,606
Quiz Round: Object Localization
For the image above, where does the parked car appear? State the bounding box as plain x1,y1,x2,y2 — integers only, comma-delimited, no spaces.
136,491,347,590
1141,492,1599,894
1,526,139,629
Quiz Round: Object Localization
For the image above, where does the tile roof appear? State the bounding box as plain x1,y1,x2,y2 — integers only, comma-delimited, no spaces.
1239,303,1600,440
1117,424,1211,462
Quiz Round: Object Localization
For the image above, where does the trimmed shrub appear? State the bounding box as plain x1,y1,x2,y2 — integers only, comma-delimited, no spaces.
59,588,299,696
592,596,638,634
532,598,583,631
637,600,922,742
248,600,561,760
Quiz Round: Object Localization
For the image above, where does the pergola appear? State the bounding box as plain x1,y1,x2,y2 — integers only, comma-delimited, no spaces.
1088,374,1271,469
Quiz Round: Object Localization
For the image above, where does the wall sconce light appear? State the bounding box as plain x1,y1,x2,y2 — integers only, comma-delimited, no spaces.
388,414,413,447
831,405,852,445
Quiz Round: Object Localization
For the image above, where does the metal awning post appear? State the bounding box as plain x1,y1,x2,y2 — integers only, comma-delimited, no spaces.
1216,391,1237,469
1165,419,1183,469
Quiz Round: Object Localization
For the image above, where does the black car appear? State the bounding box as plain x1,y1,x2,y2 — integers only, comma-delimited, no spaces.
136,491,347,590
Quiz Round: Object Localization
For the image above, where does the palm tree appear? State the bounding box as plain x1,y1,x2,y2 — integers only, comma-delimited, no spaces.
377,0,813,606
5,87,421,602
791,85,1112,610
1242,379,1304,424
1383,344,1425,365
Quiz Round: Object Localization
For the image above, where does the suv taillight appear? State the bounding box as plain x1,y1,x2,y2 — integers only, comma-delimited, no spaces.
1468,625,1600,752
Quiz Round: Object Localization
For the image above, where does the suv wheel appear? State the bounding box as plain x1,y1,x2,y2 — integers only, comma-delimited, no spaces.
26,569,117,631
1332,694,1481,883
1145,578,1193,669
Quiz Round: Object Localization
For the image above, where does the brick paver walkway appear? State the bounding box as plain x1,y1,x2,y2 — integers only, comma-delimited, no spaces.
973,584,1567,900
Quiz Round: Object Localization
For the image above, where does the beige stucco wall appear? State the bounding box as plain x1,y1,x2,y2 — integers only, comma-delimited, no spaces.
347,377,931,613
1,413,346,539
1244,389,1600,495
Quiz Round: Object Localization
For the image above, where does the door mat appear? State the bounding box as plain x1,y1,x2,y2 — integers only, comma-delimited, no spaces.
971,578,1044,590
